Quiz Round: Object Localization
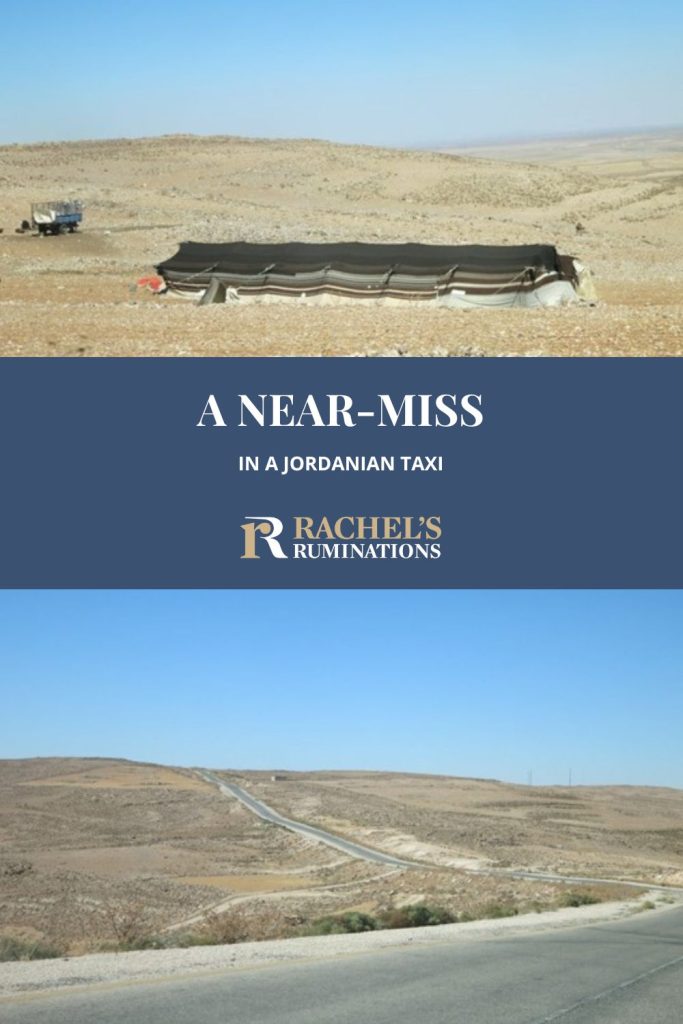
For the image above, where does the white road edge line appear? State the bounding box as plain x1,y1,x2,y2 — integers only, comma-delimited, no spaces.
196,771,419,869
195,771,683,895
532,952,683,1023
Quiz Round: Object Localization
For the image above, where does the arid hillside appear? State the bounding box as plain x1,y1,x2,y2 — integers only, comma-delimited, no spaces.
0,131,681,355
236,769,683,883
1,758,680,954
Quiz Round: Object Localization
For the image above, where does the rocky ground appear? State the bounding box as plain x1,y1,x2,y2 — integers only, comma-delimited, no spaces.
1,759,680,954
235,769,683,884
0,131,681,355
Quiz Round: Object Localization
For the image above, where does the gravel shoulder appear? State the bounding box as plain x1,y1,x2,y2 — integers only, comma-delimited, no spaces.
2,893,680,999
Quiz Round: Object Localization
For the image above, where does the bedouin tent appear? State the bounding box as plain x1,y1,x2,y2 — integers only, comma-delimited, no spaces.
155,241,591,308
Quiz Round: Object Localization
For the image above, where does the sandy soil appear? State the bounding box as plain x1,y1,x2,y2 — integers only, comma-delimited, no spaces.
0,759,355,949
0,131,681,356
1,759,681,953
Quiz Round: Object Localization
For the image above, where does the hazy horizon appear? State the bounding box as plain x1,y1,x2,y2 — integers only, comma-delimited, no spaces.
2,590,682,789
2,122,682,153
1,1,681,147
4,754,682,793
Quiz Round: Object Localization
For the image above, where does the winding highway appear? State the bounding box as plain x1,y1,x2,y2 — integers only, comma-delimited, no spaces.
3,905,683,1023
198,773,683,897
197,771,418,869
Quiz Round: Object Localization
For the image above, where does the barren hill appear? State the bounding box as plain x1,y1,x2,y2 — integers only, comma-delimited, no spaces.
1,758,681,954
0,133,681,355
235,768,683,882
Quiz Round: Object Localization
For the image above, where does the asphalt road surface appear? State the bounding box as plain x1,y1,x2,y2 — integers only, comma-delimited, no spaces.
198,772,418,868
199,774,681,897
4,906,683,1023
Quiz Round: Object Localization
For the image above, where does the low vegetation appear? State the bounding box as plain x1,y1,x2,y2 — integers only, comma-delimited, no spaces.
557,891,601,908
304,911,380,935
303,904,457,935
478,902,519,919
0,936,65,961
0,887,626,960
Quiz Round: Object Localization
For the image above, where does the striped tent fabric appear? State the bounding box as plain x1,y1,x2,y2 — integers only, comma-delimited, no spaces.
156,241,584,308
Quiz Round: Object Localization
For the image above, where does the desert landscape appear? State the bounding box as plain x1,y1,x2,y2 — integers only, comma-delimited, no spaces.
0,129,681,356
2,757,681,957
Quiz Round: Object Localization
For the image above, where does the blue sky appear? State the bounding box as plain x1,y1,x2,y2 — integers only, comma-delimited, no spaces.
1,1,681,145
1,590,681,787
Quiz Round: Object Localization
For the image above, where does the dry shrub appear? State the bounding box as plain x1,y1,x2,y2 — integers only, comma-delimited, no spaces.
0,935,65,961
376,904,455,929
190,905,292,946
304,911,378,936
557,891,600,909
480,902,519,919
96,899,165,950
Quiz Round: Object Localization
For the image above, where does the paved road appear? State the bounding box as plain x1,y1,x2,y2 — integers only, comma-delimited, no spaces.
475,867,682,895
199,774,683,897
198,772,418,868
4,906,683,1023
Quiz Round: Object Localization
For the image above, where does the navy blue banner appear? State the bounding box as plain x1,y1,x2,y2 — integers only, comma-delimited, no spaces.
0,357,681,588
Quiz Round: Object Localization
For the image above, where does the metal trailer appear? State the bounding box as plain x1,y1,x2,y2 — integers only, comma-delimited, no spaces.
31,200,84,236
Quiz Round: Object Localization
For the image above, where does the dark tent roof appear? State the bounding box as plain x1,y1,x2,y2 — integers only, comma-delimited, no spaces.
157,241,564,279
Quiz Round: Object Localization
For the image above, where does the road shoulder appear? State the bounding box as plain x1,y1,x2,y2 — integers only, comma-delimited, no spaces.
2,891,681,1001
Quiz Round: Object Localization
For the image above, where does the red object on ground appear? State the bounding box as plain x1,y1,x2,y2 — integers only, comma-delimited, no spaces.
137,275,164,292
